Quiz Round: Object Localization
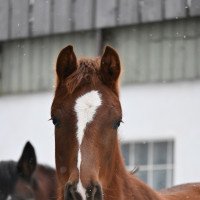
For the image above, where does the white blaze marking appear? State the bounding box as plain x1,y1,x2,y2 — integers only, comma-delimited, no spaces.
74,90,102,199
7,195,11,200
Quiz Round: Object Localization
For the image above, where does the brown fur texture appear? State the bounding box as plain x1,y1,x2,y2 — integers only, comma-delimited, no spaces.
66,58,100,94
0,142,57,200
52,45,200,200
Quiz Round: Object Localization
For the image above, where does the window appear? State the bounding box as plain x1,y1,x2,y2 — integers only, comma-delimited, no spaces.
121,140,174,190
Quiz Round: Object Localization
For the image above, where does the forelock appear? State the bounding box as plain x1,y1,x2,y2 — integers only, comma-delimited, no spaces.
65,58,100,94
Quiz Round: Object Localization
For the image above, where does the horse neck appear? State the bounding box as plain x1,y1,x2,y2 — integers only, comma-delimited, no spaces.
101,140,162,200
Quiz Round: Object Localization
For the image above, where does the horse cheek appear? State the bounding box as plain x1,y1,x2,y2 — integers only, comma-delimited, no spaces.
100,128,116,161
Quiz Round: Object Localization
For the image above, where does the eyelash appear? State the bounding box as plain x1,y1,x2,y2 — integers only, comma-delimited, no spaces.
113,119,123,129
49,117,60,127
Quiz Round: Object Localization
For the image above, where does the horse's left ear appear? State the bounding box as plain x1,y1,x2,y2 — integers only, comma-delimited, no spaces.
17,141,37,180
100,46,121,94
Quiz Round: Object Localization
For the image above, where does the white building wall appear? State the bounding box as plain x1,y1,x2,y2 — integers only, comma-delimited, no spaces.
0,93,55,167
120,81,200,185
0,81,200,185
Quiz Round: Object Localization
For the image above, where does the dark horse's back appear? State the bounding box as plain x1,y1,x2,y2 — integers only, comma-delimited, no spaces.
159,183,200,200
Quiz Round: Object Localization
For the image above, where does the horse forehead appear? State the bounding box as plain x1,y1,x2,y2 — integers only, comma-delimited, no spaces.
75,90,102,108
14,179,34,198
74,90,102,120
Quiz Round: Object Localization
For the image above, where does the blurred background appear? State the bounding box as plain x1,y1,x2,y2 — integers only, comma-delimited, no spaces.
0,0,200,190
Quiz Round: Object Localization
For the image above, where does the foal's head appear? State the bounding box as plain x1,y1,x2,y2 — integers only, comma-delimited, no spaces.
0,142,37,200
0,142,57,200
51,46,123,199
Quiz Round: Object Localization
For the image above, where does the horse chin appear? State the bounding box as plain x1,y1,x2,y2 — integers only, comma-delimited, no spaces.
64,182,103,200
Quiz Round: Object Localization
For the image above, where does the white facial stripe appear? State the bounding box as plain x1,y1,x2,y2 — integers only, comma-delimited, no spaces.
7,195,11,200
74,90,102,198
75,90,102,143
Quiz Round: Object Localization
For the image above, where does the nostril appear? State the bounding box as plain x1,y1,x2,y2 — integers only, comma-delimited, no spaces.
64,182,83,200
86,184,103,200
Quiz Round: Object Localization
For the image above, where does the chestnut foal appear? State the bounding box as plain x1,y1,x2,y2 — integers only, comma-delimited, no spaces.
51,45,200,200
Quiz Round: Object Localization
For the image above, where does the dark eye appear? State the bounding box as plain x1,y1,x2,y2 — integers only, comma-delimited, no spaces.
113,119,122,129
50,117,60,127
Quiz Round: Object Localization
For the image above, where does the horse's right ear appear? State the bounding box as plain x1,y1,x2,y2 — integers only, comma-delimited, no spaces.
56,45,77,83
17,141,37,180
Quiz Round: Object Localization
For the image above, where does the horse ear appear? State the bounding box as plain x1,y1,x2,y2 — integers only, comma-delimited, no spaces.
100,46,121,94
56,45,77,83
17,141,37,180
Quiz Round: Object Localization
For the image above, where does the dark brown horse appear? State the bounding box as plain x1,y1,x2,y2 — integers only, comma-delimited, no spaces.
51,45,200,200
0,142,57,200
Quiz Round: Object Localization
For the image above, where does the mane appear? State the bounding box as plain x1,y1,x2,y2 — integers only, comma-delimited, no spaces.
0,161,18,193
65,57,100,94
